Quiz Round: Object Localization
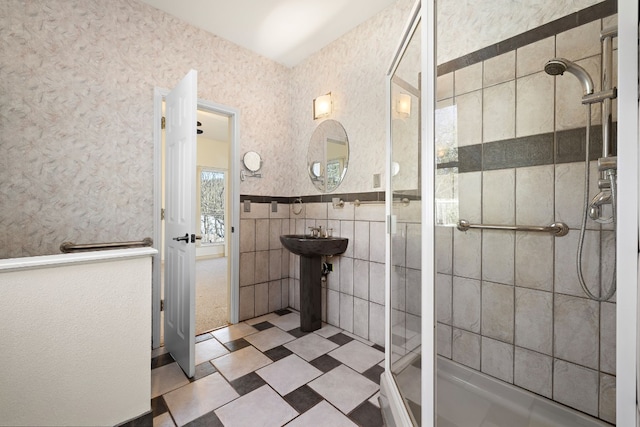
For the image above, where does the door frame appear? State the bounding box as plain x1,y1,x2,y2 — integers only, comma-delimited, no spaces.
152,87,240,349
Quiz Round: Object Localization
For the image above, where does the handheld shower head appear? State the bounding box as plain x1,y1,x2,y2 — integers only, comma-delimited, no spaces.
544,58,594,95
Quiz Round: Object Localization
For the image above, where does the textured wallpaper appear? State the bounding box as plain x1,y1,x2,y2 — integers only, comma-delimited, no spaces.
289,0,416,197
0,0,291,258
437,0,604,63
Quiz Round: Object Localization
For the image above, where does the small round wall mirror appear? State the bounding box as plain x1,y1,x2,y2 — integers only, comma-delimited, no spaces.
243,151,262,172
307,120,349,193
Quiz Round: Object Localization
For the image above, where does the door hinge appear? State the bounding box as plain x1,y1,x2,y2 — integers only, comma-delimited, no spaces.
161,299,164,311
161,208,165,220
231,226,235,233
161,116,166,130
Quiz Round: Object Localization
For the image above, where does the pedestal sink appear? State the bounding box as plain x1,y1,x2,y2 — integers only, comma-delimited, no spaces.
280,234,348,332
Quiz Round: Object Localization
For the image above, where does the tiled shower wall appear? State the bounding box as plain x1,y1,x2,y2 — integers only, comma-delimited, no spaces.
239,199,387,347
434,14,617,424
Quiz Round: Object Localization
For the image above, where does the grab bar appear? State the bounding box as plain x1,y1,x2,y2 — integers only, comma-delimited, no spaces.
456,219,569,237
353,198,411,207
60,237,154,253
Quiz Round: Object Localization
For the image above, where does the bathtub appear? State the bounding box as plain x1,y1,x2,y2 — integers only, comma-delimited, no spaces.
382,356,611,426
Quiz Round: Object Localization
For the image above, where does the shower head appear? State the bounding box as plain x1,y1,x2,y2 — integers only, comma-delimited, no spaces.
544,58,594,96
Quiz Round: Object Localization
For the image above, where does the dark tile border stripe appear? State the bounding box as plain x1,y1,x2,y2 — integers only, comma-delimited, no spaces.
437,0,617,76
437,124,614,173
240,191,385,204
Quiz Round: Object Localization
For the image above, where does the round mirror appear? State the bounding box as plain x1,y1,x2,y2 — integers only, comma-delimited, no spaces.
307,120,349,193
243,151,262,172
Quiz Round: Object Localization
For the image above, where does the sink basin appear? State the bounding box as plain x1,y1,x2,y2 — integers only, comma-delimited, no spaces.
280,234,348,257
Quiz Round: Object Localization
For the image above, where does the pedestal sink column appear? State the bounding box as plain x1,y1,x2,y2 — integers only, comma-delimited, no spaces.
299,255,322,332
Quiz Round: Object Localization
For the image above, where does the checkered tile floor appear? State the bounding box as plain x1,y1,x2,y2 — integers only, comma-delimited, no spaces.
150,309,385,427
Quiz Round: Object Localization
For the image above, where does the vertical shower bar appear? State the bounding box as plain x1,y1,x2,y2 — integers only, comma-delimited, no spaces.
601,27,617,159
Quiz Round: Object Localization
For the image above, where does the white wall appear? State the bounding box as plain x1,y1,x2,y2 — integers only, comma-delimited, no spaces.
0,249,155,426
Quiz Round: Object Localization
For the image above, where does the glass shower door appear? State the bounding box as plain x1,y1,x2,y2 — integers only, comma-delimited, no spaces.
388,14,422,426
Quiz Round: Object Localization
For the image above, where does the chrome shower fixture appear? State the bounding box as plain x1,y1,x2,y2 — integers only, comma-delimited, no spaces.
544,58,595,96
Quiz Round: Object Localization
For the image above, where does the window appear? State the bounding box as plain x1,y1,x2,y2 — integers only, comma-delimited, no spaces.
200,169,225,244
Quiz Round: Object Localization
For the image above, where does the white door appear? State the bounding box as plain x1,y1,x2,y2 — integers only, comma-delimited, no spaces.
164,69,197,378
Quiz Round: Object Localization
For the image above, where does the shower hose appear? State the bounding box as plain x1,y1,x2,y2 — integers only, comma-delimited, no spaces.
576,105,616,301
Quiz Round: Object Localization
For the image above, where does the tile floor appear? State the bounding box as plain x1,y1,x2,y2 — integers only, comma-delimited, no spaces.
150,309,385,427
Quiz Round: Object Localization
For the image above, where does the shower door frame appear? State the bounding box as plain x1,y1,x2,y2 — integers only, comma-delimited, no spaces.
381,0,436,425
615,0,638,424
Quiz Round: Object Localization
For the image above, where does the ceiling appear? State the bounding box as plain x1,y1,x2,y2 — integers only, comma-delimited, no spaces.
139,0,398,67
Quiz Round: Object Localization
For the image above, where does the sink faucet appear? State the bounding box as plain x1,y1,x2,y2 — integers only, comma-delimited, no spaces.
308,226,323,238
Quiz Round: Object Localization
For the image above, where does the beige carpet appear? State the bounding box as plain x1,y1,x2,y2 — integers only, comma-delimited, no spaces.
161,257,229,343
195,257,229,334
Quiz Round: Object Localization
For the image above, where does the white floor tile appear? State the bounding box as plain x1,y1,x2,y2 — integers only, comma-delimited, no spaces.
309,365,379,414
212,345,272,381
212,322,258,343
151,362,190,398
286,401,357,427
245,313,279,325
215,385,298,427
369,391,381,408
268,312,301,331
329,340,385,373
284,333,339,361
314,324,341,338
343,330,375,346
256,354,322,395
195,338,229,365
163,372,239,426
152,346,170,358
244,327,295,352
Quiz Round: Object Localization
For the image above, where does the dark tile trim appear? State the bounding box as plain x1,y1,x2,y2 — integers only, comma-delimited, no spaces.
240,191,386,204
438,124,616,173
437,0,616,76
483,133,554,171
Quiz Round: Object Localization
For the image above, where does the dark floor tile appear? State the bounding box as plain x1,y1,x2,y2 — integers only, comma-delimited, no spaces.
184,410,224,427
195,333,213,343
283,385,324,414
287,327,310,338
274,309,292,316
190,361,217,382
224,338,251,352
309,354,341,373
328,332,354,346
230,372,267,396
253,321,275,331
349,401,384,427
151,352,175,369
362,364,385,385
372,344,385,353
151,396,168,417
264,345,293,362
119,411,153,427
407,398,421,425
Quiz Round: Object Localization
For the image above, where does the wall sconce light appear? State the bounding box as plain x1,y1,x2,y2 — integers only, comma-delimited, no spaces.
396,93,411,118
313,92,332,120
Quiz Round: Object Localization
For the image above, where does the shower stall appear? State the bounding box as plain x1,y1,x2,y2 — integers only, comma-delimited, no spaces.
381,0,638,425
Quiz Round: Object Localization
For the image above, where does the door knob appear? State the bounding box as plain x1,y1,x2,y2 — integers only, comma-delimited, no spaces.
190,234,202,243
173,233,189,243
